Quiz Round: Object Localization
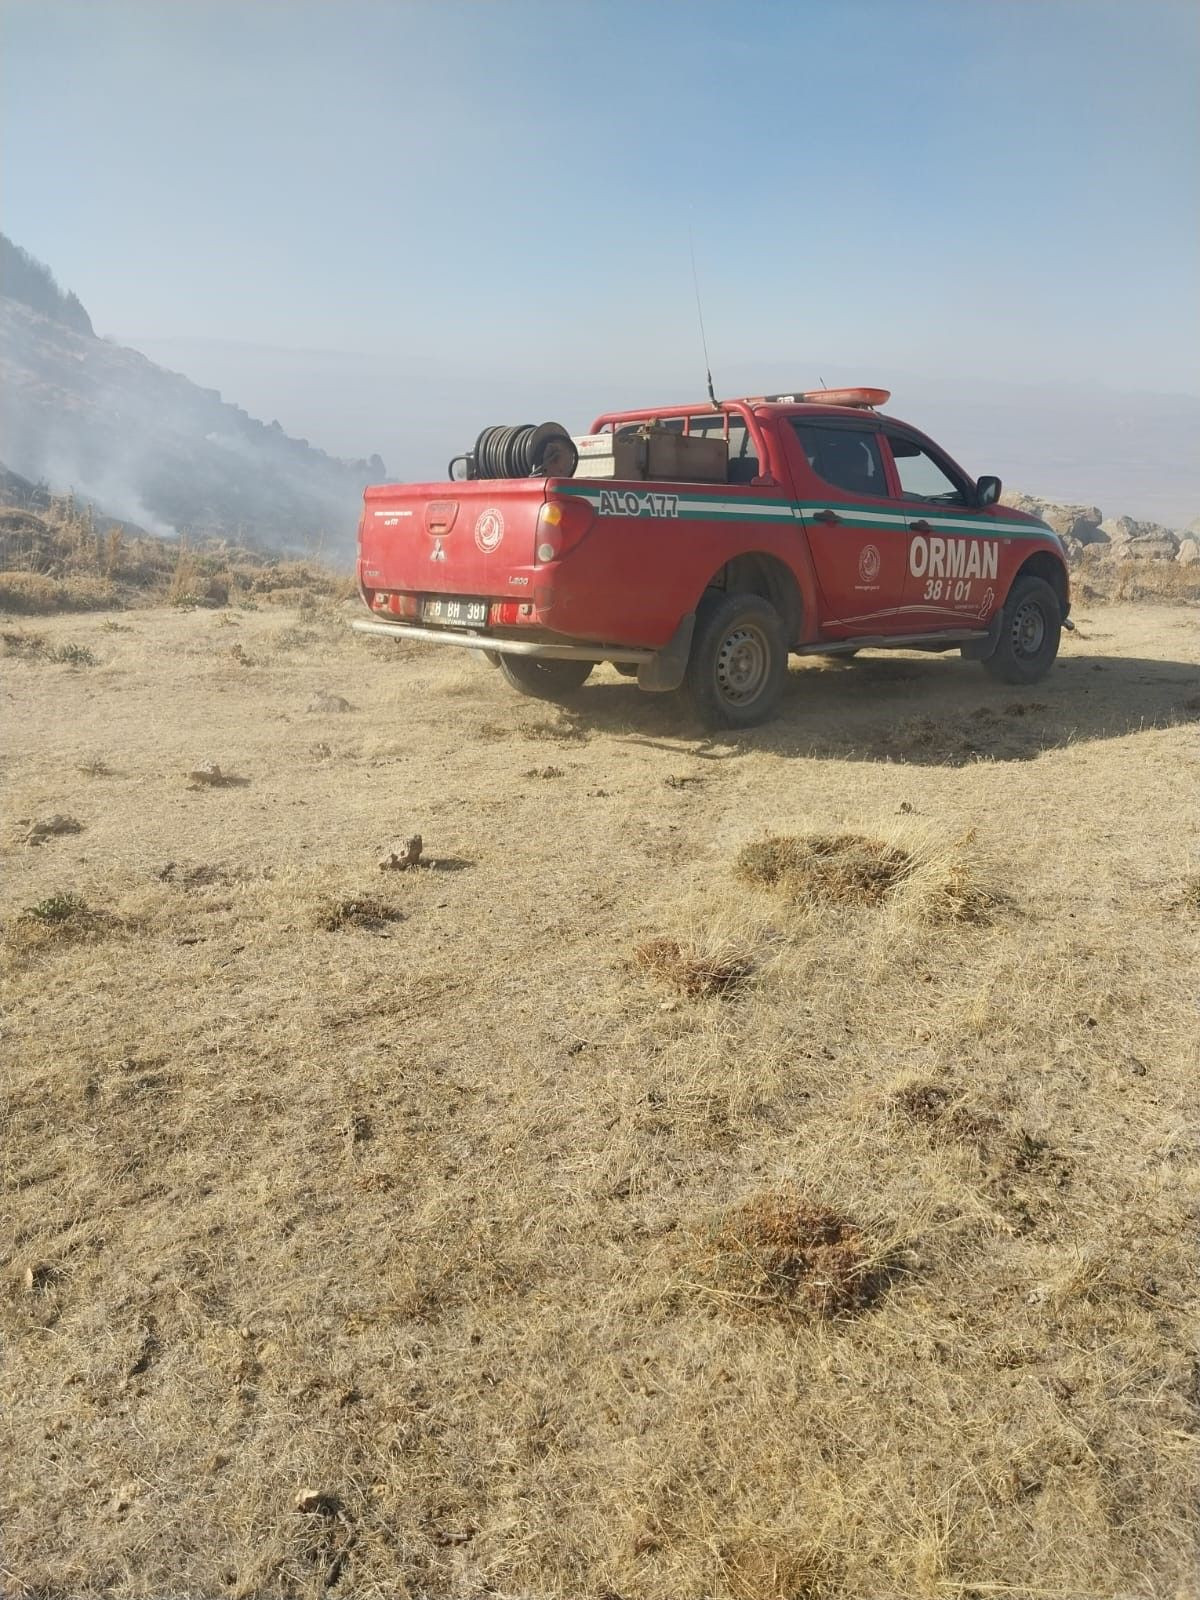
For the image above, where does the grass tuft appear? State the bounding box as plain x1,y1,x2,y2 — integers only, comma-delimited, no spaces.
1,628,48,657
634,935,754,997
7,893,116,953
919,858,1004,925
46,641,99,667
76,755,113,777
737,832,912,906
697,1187,894,1320
315,895,404,933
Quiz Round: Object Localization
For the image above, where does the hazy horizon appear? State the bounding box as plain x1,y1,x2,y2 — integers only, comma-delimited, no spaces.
2,0,1198,524
121,331,1200,526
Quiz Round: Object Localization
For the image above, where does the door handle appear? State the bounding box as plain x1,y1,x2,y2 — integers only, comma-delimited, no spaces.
909,519,932,533
812,509,840,525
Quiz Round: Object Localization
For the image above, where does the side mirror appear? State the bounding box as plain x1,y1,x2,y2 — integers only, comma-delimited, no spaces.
975,475,1002,508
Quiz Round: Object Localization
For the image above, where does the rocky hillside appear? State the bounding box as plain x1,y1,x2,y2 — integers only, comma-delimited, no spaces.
0,241,385,556
1006,492,1200,567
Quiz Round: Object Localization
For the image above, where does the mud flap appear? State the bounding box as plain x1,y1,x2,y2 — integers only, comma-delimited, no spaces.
960,611,1004,661
637,612,696,693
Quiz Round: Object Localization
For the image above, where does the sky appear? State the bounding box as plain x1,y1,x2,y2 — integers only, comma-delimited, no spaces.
2,0,1198,505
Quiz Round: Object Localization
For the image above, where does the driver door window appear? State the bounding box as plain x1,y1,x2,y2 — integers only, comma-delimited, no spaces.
886,435,967,505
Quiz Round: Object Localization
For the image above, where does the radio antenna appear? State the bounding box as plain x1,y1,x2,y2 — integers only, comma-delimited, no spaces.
688,223,719,409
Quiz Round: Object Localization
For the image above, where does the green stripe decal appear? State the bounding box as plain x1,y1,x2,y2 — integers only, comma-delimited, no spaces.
558,482,1053,539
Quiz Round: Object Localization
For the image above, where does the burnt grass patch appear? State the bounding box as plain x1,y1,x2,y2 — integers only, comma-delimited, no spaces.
697,1189,894,1320
634,936,753,998
889,1079,1007,1150
888,1081,1072,1211
737,833,912,907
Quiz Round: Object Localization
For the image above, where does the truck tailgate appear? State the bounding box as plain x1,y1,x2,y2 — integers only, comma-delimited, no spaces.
358,479,550,599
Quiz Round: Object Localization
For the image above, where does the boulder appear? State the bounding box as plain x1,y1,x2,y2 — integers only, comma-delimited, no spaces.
1041,504,1105,543
1002,492,1105,544
1099,515,1179,549
1097,516,1180,561
1099,535,1180,562
1177,538,1200,566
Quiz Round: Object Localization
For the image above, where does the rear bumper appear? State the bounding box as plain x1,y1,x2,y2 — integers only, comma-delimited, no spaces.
350,618,654,664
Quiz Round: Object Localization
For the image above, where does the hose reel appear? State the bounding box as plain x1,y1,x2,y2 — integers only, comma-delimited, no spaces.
448,421,578,481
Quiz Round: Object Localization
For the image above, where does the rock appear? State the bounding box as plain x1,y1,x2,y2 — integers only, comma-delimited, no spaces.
1177,538,1200,566
110,1482,137,1515
1096,516,1180,561
294,1487,337,1515
1058,534,1084,564
1099,515,1179,548
1041,504,1105,543
1003,492,1105,543
1103,537,1180,562
186,763,247,787
307,692,352,714
379,834,423,871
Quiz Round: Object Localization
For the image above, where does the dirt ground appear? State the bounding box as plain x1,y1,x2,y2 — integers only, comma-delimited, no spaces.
2,599,1198,1600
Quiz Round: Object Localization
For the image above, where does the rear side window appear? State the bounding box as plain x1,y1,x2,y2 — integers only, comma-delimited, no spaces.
791,422,886,498
614,414,761,483
686,413,760,482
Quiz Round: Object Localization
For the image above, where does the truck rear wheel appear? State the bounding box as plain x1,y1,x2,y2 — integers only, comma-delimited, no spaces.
980,575,1061,684
683,592,787,729
498,654,593,701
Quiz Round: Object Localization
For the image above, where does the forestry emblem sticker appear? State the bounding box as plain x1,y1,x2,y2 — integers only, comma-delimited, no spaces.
857,543,881,585
475,508,504,553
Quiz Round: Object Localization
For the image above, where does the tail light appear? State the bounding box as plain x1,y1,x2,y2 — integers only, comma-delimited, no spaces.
489,601,535,626
534,496,594,564
372,591,420,619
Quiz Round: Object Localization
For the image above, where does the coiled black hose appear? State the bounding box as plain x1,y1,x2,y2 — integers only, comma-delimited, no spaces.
448,421,577,480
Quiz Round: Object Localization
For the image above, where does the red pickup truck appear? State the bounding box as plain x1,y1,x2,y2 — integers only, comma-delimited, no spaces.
353,390,1070,728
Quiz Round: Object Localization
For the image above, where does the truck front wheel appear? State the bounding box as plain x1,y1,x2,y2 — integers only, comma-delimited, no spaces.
498,654,593,701
980,575,1061,684
683,592,787,729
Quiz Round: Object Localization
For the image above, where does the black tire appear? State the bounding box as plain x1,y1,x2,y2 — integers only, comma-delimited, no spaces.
498,654,593,701
980,575,1061,684
683,592,788,729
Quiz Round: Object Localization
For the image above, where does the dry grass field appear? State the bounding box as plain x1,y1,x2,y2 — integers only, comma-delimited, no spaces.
2,596,1198,1600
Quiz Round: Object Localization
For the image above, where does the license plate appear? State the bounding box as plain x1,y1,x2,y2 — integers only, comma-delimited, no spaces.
422,597,489,628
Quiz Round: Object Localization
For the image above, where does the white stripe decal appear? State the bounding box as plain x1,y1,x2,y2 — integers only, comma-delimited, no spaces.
817,510,908,526
805,508,1045,537
554,484,1052,539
